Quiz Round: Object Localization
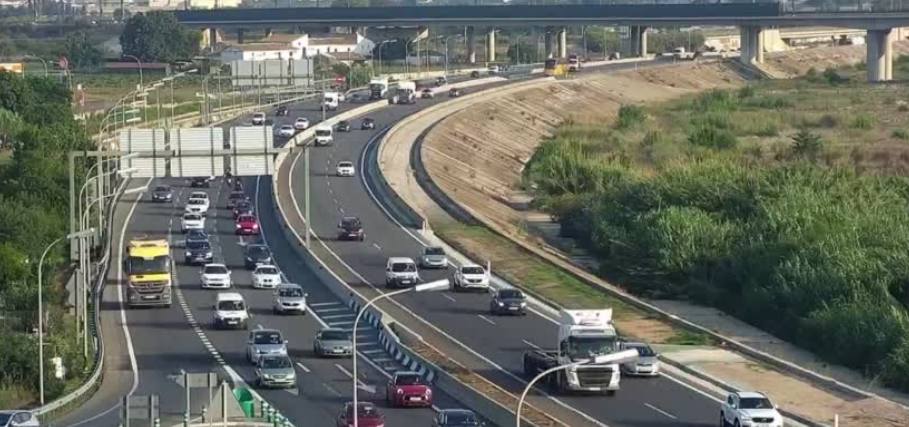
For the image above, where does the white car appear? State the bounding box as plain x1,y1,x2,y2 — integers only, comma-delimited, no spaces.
721,391,783,427
384,257,420,288
336,161,355,177
201,263,232,289
252,265,282,289
213,292,248,329
453,263,489,291
251,112,266,125
181,213,205,233
185,198,209,215
275,125,295,138
293,117,310,130
488,65,500,74
0,410,39,427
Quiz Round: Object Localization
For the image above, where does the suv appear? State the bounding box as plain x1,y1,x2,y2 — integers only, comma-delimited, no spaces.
619,341,660,377
244,244,273,269
453,264,489,291
151,185,172,202
212,292,249,329
184,239,213,265
246,329,288,364
720,391,783,427
336,161,355,177
419,246,448,269
385,257,419,288
489,288,527,315
421,88,435,99
272,283,307,315
337,216,364,241
385,371,432,407
313,328,353,357
336,120,351,132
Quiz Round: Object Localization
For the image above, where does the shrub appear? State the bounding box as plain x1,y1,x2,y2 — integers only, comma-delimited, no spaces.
791,129,824,159
823,67,849,85
745,96,793,109
693,89,739,112
850,114,874,130
615,104,646,130
899,104,909,112
818,114,840,128
737,86,756,99
892,129,909,140
688,125,738,149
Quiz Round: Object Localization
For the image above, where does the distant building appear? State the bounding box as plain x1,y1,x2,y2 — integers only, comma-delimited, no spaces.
219,33,375,63
220,44,301,62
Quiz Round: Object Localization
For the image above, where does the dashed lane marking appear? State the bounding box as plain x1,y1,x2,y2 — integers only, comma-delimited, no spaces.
522,339,542,351
477,314,497,326
644,403,677,420
295,362,311,373
442,294,457,303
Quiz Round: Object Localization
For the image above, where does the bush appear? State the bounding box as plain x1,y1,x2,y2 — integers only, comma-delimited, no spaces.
791,129,824,159
693,89,739,112
737,85,756,99
850,114,874,130
615,105,646,130
892,129,909,140
688,125,738,149
823,67,849,85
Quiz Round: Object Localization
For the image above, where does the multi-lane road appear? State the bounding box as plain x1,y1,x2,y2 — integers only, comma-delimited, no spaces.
61,57,724,427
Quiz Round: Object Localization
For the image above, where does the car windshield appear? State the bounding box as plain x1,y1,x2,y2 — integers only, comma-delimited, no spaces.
391,262,416,273
338,162,353,168
256,267,278,275
254,113,264,118
235,201,251,209
0,414,11,424
279,287,304,298
238,215,255,222
127,256,170,275
461,266,485,275
184,214,201,221
627,344,656,357
281,125,293,130
187,230,207,240
187,241,210,250
155,186,169,192
188,199,205,205
499,289,524,299
297,118,307,123
248,246,269,258
217,300,244,311
315,129,331,136
446,412,479,425
424,247,444,256
321,330,350,341
739,397,774,410
204,265,228,275
565,336,617,360
395,374,422,385
349,405,380,418
339,121,349,126
262,356,292,369
254,331,283,344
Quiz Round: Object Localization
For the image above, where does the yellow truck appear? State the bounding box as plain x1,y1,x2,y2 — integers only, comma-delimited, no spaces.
125,238,173,307
544,58,567,77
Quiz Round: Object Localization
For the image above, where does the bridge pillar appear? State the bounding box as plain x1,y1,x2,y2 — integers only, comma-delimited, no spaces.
738,25,763,65
265,27,273,39
558,27,567,59
866,28,893,82
544,29,553,59
466,26,476,64
630,26,648,57
486,28,496,63
237,28,245,44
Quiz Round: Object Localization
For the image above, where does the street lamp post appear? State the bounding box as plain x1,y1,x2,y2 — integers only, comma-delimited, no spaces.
514,349,639,427
24,55,48,77
122,54,144,89
351,280,450,427
38,228,96,405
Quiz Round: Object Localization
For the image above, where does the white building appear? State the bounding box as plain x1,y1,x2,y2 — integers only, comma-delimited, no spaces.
220,33,374,63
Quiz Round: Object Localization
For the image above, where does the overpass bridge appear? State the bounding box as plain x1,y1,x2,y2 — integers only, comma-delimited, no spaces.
175,3,909,81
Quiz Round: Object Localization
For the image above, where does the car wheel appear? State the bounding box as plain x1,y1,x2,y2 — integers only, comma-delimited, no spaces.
720,413,726,427
273,307,279,315
734,420,740,427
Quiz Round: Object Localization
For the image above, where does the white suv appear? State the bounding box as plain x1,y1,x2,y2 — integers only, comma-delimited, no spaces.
213,292,248,329
453,263,489,291
251,112,266,125
385,257,420,288
720,391,783,427
201,263,232,289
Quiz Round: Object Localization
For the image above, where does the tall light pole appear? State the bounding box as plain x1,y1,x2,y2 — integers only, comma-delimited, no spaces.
38,228,96,405
515,349,639,427
24,55,48,77
376,40,394,76
351,280,450,427
122,54,144,89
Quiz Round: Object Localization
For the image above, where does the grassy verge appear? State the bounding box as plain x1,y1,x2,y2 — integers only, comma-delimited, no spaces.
434,221,713,346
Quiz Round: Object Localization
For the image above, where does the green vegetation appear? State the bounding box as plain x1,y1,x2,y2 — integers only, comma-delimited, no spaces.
524,76,909,392
120,12,200,63
0,72,93,407
647,29,706,54
507,41,540,65
63,31,104,71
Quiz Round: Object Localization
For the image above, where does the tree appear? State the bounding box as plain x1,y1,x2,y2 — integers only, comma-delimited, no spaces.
372,38,407,60
63,31,104,71
506,41,537,64
120,12,200,63
583,26,621,55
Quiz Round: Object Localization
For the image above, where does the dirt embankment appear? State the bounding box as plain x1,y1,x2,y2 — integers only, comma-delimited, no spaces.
763,40,909,77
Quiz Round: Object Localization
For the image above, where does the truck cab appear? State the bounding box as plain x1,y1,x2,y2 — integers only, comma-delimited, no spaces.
369,78,388,100
125,239,173,307
523,309,621,394
323,91,341,111
392,81,417,104
314,127,334,146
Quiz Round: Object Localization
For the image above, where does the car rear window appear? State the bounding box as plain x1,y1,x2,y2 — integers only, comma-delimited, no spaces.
188,199,205,205
254,331,283,344
238,215,255,222
248,246,269,257
187,241,210,250
278,287,304,298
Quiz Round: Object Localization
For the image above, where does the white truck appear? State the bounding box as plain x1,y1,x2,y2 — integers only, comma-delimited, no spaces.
391,81,417,105
369,78,389,100
323,91,342,111
522,309,622,394
314,126,333,146
672,47,697,60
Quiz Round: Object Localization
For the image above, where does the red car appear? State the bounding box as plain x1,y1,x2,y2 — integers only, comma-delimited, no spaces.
235,214,260,235
385,371,432,407
336,401,384,427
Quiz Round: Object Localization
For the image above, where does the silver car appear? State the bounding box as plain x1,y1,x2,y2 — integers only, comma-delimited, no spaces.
272,283,307,315
255,354,297,388
0,411,39,427
313,328,353,357
246,329,288,364
419,246,448,269
619,341,661,377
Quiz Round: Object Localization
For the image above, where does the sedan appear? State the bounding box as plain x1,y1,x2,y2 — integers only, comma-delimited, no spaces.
275,105,289,116
181,213,205,233
251,112,266,125
185,229,209,245
433,409,481,427
361,117,376,130
313,328,352,357
421,88,435,99
490,289,527,315
619,341,661,377
227,190,248,209
336,161,356,177
294,117,310,130
337,402,383,427
185,198,210,216
252,265,281,289
272,283,307,315
184,239,213,265
255,354,296,389
275,125,295,138
336,120,351,132
235,214,260,235
201,263,232,289
151,185,172,202
247,329,288,364
419,246,448,269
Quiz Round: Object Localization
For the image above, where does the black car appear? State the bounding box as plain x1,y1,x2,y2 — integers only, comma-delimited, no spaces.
151,185,173,202
228,190,248,209
337,216,364,241
336,120,351,132
233,200,254,218
275,105,289,116
435,76,447,87
433,409,482,427
185,229,209,245
470,70,480,78
449,88,462,97
184,240,213,265
244,244,273,269
190,177,212,188
490,289,527,315
361,118,376,130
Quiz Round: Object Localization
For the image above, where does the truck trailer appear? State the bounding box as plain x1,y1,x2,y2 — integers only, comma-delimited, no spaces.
391,81,417,104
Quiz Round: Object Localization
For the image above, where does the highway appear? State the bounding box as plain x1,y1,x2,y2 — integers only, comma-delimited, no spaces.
281,62,721,426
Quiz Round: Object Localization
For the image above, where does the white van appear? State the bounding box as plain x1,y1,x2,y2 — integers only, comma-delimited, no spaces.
213,292,249,329
323,92,341,111
384,257,420,288
314,127,333,146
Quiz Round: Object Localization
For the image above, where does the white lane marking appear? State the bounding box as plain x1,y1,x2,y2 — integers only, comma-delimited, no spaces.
322,313,356,320
644,403,677,420
323,383,342,397
309,301,342,307
313,307,349,313
522,339,542,351
477,314,496,325
335,364,376,394
285,387,299,396
372,243,382,251
361,349,384,354
442,294,457,303
329,320,355,326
